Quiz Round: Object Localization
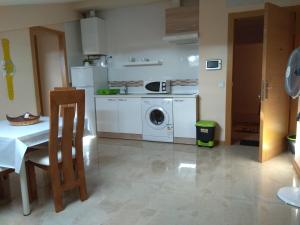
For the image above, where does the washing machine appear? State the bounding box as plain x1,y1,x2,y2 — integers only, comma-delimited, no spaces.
142,98,173,142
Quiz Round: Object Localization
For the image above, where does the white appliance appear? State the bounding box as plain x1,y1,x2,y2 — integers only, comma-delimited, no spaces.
144,80,171,94
277,47,300,208
142,98,173,142
80,17,107,55
71,66,108,136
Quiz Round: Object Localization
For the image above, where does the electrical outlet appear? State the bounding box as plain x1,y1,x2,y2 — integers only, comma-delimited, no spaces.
218,80,225,88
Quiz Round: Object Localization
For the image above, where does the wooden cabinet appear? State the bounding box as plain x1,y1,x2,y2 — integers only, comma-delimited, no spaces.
95,97,142,134
165,6,199,34
80,17,107,55
173,97,197,139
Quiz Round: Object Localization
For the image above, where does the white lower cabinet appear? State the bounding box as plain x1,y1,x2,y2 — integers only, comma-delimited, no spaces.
95,97,142,134
173,98,197,139
118,98,142,134
96,98,119,133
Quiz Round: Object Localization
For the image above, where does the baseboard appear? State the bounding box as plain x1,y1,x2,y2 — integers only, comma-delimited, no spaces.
97,133,224,146
174,137,196,145
292,159,300,178
97,132,142,141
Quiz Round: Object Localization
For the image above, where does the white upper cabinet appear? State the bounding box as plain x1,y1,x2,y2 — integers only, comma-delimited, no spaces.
80,17,107,55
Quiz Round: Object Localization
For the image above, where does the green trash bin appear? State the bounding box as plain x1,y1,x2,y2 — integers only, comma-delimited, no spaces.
196,120,216,148
287,135,296,154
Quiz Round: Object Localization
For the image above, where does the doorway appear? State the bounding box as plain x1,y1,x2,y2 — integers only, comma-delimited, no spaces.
30,26,69,116
231,16,264,146
226,3,295,162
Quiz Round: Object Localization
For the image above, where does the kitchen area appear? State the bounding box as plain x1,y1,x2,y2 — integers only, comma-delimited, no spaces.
70,0,200,145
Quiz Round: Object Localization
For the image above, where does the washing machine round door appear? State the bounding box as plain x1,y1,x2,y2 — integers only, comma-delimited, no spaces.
146,107,169,129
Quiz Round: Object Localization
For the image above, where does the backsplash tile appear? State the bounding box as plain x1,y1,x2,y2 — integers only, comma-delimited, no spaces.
170,79,198,86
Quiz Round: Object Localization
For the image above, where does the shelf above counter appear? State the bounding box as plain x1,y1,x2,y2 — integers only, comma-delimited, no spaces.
123,60,163,67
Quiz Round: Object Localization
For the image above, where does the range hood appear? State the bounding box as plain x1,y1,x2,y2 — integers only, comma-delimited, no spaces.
163,32,199,45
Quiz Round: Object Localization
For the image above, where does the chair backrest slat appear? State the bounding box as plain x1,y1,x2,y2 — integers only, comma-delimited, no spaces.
60,106,76,186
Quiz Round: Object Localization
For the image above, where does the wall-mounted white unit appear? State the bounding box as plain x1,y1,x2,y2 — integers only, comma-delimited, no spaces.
80,17,107,55
163,32,198,45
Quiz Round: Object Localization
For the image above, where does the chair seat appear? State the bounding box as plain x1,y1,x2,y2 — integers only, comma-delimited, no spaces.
26,147,76,166
0,167,11,173
0,167,14,176
0,167,7,172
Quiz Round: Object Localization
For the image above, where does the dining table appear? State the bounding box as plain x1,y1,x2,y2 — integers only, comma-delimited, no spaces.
0,116,90,215
0,117,58,215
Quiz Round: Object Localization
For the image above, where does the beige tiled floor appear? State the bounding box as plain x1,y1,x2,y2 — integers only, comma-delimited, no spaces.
0,137,300,225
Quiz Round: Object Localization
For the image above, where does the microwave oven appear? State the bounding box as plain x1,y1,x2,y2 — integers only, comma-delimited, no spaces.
144,80,171,93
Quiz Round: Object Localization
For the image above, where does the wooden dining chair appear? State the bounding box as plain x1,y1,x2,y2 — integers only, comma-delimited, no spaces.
26,89,88,212
0,168,14,202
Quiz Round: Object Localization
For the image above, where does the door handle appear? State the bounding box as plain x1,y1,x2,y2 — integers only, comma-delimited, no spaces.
260,80,269,101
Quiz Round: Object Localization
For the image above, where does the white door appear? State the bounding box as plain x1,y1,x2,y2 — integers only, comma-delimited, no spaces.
118,98,142,134
95,98,118,133
173,98,196,138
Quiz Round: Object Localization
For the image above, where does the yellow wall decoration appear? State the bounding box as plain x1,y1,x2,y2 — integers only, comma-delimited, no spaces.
1,38,15,101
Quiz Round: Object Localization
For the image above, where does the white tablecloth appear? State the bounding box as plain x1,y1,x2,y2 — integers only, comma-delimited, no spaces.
0,117,56,173
0,116,90,173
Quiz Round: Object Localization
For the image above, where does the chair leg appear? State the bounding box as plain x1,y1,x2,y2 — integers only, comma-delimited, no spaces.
0,176,4,200
50,169,64,213
79,181,88,201
52,187,64,212
78,169,88,201
0,175,11,203
26,161,37,202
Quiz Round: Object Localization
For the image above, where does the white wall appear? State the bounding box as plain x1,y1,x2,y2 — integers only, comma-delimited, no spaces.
101,2,199,84
0,3,79,32
64,21,84,80
199,0,228,141
0,29,37,119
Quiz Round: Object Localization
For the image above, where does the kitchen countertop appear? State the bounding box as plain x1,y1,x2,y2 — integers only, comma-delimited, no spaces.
94,93,199,98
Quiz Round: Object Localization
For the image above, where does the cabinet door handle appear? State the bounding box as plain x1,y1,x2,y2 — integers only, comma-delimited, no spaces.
118,99,127,101
174,100,184,102
107,99,116,101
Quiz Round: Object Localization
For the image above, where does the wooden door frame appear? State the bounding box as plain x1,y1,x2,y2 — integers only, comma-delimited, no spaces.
30,26,69,115
225,10,265,145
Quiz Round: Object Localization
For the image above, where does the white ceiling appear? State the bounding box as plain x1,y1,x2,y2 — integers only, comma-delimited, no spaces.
0,0,85,6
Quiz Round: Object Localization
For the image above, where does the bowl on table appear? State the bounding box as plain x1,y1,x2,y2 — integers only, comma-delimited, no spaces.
6,113,40,126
